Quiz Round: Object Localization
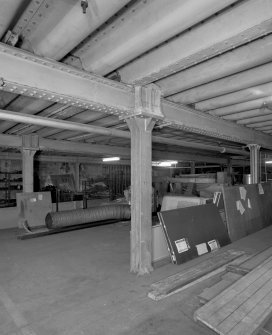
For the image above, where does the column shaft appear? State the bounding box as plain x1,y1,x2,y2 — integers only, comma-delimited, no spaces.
22,149,36,193
248,144,261,184
127,117,155,274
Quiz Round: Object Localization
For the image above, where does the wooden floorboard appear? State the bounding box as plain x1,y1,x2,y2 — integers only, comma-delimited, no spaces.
195,256,272,335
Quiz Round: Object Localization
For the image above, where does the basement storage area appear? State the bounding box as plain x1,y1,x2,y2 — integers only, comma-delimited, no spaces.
1,1,272,334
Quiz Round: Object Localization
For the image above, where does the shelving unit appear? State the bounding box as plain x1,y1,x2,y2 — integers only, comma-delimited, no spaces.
0,171,23,207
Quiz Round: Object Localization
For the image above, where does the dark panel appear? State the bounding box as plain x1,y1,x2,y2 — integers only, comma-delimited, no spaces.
222,182,272,242
158,204,230,264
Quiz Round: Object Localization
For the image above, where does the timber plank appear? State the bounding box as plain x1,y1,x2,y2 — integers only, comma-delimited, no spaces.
195,256,272,335
149,250,244,300
196,256,272,318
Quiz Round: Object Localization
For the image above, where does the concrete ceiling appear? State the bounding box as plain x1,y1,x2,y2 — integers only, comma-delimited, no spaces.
0,0,272,163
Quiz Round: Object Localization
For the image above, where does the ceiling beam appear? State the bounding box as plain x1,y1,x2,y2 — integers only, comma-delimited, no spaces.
223,109,272,121
0,42,134,117
156,35,272,96
118,0,272,85
67,0,237,75
161,101,272,150
0,43,272,149
195,82,272,111
170,62,272,105
209,97,272,117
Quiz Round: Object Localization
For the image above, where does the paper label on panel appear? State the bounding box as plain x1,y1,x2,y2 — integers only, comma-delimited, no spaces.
196,243,208,256
258,183,264,195
208,239,220,251
175,238,190,253
239,186,247,201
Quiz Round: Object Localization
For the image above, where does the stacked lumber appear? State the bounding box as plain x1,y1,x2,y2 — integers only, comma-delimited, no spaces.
195,247,272,335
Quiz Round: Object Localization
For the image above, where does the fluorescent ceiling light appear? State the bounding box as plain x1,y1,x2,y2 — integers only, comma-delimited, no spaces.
102,157,120,162
265,160,272,164
152,160,178,167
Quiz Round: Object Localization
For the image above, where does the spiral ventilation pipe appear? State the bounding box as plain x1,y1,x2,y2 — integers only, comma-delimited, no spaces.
45,204,131,229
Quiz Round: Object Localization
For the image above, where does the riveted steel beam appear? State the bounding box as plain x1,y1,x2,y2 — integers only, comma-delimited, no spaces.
0,43,272,149
68,0,237,75
0,42,135,117
161,100,272,150
209,97,272,117
119,0,272,85
157,35,272,96
170,62,272,104
195,82,272,111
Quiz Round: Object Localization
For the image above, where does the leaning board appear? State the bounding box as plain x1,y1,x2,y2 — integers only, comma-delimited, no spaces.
222,182,272,242
194,255,272,335
158,204,230,264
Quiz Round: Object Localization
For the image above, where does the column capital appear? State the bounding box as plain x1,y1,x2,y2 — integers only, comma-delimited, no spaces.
247,144,261,151
21,134,39,151
122,84,164,121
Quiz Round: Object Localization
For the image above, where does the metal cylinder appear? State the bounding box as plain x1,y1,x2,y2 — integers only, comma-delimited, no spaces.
243,174,252,184
45,204,131,229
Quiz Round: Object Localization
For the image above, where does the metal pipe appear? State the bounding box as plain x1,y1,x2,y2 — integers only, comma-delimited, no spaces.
0,109,249,156
0,109,130,139
195,82,272,112
156,35,272,96
169,62,272,105
46,204,131,229
72,0,237,75
151,136,249,156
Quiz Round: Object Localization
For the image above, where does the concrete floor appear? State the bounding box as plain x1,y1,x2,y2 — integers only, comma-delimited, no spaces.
1,223,272,335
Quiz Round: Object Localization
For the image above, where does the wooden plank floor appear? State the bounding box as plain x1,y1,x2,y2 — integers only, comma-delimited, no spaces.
194,256,272,335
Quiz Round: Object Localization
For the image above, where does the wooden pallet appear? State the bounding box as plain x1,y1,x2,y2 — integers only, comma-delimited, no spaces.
194,255,272,335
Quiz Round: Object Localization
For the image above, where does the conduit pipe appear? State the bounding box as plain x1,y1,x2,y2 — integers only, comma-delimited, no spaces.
45,205,131,229
0,109,130,139
118,0,272,85
209,97,272,117
69,0,238,75
195,82,272,112
157,35,272,96
0,109,248,156
16,0,131,60
169,62,272,105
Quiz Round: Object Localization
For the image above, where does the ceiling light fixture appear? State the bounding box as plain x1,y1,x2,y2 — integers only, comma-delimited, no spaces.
102,157,120,162
265,160,272,164
152,160,178,167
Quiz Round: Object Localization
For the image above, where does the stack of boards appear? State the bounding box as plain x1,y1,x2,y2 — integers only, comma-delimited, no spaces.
194,246,272,335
